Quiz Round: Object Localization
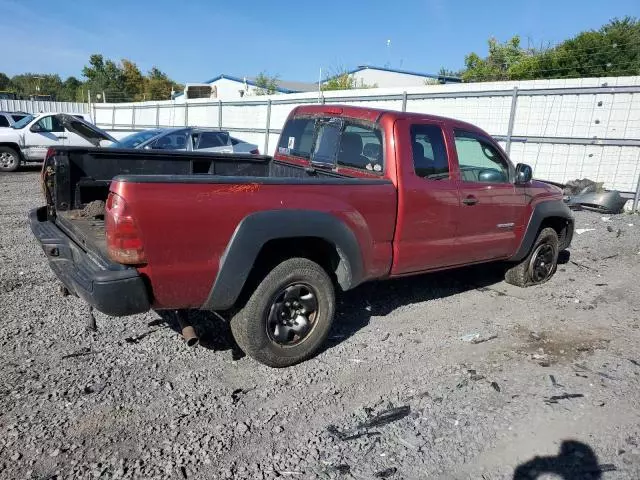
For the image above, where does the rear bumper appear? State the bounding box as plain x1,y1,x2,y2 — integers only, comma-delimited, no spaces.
29,207,150,316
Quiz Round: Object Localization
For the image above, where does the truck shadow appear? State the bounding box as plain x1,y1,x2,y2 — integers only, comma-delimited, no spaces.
152,253,571,362
327,251,570,350
513,439,614,479
324,263,509,350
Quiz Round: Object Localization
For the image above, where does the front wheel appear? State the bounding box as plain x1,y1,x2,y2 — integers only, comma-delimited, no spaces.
0,147,21,172
230,257,335,367
505,227,559,287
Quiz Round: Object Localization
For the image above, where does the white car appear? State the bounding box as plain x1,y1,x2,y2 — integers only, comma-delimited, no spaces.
0,113,115,172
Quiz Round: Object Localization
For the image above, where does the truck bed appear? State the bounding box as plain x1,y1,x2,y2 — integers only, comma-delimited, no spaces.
43,147,372,258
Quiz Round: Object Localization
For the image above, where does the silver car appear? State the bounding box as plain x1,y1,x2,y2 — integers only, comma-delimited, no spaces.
113,128,260,154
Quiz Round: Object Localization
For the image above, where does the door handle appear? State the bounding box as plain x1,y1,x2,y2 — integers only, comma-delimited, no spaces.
56,136,67,139
462,195,478,206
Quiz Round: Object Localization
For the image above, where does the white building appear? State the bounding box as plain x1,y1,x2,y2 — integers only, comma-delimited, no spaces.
326,65,461,88
176,74,317,100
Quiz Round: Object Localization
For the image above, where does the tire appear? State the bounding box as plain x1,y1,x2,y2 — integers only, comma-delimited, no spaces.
505,227,559,287
230,257,335,368
0,146,21,172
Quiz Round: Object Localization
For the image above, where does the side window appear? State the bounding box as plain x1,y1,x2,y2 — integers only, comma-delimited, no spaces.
410,124,449,180
35,116,64,133
154,131,187,150
196,132,228,149
277,117,315,158
0,116,9,127
11,115,26,122
338,123,383,172
454,130,510,183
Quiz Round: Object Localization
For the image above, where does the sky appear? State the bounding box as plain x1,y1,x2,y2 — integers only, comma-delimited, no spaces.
1,0,638,84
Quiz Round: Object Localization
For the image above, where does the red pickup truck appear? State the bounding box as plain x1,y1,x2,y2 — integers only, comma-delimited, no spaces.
31,105,573,367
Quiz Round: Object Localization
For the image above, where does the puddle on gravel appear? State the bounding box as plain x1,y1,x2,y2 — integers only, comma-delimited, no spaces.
514,326,610,366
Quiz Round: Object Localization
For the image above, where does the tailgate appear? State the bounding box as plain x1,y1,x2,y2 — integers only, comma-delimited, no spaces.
29,207,150,316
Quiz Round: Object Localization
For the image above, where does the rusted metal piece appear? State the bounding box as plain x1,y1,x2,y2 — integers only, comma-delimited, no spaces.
175,310,198,347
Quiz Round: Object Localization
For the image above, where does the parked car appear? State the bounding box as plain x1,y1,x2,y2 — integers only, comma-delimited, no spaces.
113,127,260,154
0,111,29,128
0,113,114,172
31,105,574,367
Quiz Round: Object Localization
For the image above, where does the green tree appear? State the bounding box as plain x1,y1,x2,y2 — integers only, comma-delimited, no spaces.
59,76,82,102
122,60,145,101
0,73,11,91
10,74,63,99
254,72,279,95
144,67,182,101
82,54,125,102
321,68,376,91
461,17,640,82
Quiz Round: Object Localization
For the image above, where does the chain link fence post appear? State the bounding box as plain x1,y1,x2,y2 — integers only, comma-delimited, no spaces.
505,86,519,156
264,99,272,155
633,172,640,213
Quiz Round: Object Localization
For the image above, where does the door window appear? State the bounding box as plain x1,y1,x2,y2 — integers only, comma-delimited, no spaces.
196,132,229,149
454,130,510,183
0,116,9,127
410,124,449,180
34,116,64,133
153,131,188,150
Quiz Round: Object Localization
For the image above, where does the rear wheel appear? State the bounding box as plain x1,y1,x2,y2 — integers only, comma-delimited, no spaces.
0,147,20,172
230,257,335,367
505,227,559,287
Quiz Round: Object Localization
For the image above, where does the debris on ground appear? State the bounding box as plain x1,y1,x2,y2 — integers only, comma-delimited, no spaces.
374,467,398,478
575,228,595,235
544,393,585,404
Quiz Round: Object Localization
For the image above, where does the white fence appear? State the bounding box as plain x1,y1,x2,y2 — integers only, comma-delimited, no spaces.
0,99,89,115
94,76,640,193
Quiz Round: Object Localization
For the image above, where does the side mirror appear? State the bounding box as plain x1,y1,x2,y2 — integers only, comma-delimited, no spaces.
515,163,533,184
30,123,42,133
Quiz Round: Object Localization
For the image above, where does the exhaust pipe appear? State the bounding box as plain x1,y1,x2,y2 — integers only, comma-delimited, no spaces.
175,310,199,347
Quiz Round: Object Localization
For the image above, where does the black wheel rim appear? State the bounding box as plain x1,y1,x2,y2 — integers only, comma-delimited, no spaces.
266,283,318,346
529,243,555,283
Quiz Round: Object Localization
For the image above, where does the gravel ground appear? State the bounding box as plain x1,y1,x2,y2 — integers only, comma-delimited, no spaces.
1,168,640,480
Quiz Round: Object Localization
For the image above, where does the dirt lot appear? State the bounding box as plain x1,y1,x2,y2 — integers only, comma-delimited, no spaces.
1,168,640,480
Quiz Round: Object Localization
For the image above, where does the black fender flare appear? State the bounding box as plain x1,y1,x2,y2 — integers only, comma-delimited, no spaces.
203,210,364,311
510,200,574,262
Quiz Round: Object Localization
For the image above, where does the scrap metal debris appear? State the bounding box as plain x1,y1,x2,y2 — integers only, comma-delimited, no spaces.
544,393,584,404
360,406,411,429
326,406,410,441
490,381,501,392
561,179,626,214
124,329,159,344
374,467,398,478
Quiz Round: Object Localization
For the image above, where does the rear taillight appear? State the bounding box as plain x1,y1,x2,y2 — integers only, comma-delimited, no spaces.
105,192,146,265
250,149,260,155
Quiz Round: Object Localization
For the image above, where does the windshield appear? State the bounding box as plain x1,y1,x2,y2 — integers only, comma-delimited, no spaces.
11,115,35,129
112,130,163,148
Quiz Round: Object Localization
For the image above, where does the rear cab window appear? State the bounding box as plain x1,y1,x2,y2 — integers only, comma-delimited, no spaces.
410,124,450,180
276,115,384,175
